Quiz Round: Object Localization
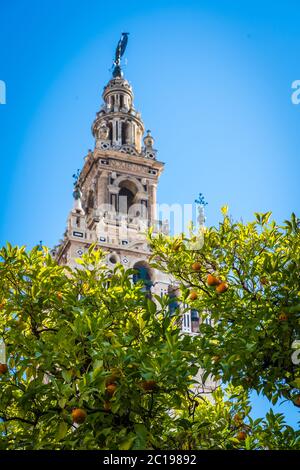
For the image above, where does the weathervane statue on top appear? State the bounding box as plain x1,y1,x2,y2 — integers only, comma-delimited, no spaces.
112,32,129,78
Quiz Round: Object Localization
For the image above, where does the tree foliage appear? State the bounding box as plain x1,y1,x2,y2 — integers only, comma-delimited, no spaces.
149,210,300,405
0,211,299,450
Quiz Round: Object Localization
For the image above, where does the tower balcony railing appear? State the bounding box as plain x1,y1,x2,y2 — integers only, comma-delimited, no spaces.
93,210,169,234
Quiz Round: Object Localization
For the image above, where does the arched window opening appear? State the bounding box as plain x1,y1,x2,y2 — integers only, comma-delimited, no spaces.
118,180,138,214
119,187,134,213
109,122,113,141
121,122,127,145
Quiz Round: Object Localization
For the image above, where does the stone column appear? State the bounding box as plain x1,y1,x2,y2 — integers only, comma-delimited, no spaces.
126,121,131,144
111,193,117,212
136,127,141,153
149,182,157,222
118,120,122,145
141,200,147,219
97,171,109,207
131,123,135,146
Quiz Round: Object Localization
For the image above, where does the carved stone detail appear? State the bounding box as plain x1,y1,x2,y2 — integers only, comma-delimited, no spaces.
109,159,149,174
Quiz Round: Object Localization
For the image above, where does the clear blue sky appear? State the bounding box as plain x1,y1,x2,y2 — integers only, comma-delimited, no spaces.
0,0,299,428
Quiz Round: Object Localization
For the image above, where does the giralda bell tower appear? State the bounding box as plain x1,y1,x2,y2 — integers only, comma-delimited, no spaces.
54,34,171,297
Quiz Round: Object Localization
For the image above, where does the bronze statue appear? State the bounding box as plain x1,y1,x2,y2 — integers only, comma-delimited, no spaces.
112,33,129,78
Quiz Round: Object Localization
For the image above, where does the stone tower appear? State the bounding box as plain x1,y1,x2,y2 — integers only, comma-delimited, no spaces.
54,39,171,298
53,37,217,395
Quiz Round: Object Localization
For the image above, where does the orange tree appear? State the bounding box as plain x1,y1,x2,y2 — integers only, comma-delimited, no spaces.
0,242,299,449
149,210,300,408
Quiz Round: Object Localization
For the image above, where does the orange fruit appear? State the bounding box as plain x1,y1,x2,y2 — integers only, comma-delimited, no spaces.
106,383,117,397
191,262,201,272
278,312,288,322
0,364,8,375
0,300,6,309
57,292,63,301
207,274,221,286
189,291,198,301
140,380,158,392
216,282,228,294
71,408,87,424
236,431,247,441
293,396,300,407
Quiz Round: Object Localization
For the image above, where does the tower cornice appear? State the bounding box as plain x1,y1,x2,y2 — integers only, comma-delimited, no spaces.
78,149,164,188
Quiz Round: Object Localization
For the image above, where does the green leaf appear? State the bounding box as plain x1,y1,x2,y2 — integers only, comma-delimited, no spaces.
147,298,157,316
134,424,148,449
56,421,68,441
58,398,66,409
62,370,72,382
290,378,300,388
119,437,136,450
